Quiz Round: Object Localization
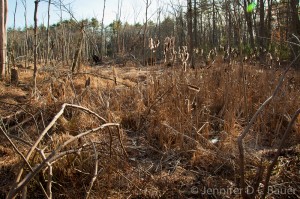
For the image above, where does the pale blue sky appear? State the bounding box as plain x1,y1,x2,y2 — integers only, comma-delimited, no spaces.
7,0,184,29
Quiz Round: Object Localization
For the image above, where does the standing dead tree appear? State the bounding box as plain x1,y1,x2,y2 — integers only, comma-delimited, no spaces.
143,0,152,66
33,0,39,98
20,0,29,69
100,0,106,59
72,23,85,73
9,0,18,75
187,0,194,69
58,0,66,65
243,0,255,48
45,0,51,65
0,0,8,79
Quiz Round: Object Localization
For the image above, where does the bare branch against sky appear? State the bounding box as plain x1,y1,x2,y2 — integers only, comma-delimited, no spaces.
7,0,185,28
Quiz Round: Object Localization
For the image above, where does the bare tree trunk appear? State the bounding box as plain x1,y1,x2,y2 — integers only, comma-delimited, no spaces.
59,1,65,65
290,0,300,35
72,24,84,73
193,0,197,48
243,0,255,48
259,0,265,47
66,32,71,63
212,0,216,46
232,1,242,49
157,5,161,59
187,0,194,69
0,0,4,79
100,0,106,58
290,0,300,64
12,0,17,40
33,0,39,97
143,0,150,65
4,0,7,73
199,6,203,47
10,0,17,72
179,8,185,48
266,0,273,48
46,0,51,65
21,0,29,69
117,0,122,54
0,0,8,79
226,0,232,48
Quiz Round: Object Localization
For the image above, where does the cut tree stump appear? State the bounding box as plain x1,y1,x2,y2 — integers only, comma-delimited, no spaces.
11,68,19,85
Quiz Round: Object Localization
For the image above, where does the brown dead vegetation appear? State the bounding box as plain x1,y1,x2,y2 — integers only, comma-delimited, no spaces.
0,62,299,199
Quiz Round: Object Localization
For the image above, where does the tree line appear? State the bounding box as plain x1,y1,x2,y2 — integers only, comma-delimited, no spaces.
1,0,300,79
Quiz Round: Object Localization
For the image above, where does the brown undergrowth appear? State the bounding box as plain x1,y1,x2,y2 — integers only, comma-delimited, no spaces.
0,63,299,198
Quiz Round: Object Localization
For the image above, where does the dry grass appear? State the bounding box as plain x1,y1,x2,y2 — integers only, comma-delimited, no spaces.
0,62,299,198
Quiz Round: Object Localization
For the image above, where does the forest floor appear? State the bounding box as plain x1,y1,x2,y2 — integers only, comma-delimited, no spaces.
0,61,299,198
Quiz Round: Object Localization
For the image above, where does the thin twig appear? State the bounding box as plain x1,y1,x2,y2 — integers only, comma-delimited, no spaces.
7,133,33,146
0,125,33,171
162,122,200,145
196,122,221,152
115,170,142,191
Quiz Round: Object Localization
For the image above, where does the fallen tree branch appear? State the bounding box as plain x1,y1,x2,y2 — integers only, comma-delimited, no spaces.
0,124,49,199
0,101,40,135
74,72,134,87
7,103,115,198
7,122,123,199
37,148,52,199
14,103,108,186
85,141,99,199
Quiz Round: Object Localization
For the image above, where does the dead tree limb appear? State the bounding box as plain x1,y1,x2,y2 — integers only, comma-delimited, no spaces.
7,122,122,199
0,124,49,199
33,0,39,98
237,53,300,199
72,23,84,73
85,141,98,199
12,103,107,194
262,108,300,198
7,103,127,199
37,148,52,199
0,125,32,171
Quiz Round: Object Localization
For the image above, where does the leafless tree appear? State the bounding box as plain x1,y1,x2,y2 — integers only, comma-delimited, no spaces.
33,0,39,97
187,0,194,69
243,0,255,48
72,23,84,73
0,0,8,79
45,0,51,64
20,0,29,69
143,0,152,65
100,0,106,59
